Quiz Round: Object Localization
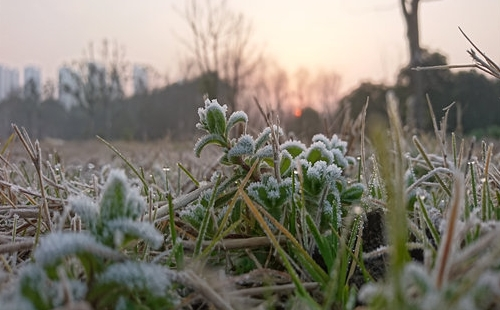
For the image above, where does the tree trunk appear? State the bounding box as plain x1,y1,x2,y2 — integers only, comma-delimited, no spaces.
401,0,425,130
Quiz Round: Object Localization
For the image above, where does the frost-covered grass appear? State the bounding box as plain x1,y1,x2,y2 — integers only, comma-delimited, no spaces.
2,93,500,310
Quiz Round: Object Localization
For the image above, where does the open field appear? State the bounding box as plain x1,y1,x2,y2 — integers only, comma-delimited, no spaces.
3,98,500,309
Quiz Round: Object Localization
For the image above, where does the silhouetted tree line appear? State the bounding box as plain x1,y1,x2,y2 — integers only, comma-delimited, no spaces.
0,74,230,141
337,50,500,136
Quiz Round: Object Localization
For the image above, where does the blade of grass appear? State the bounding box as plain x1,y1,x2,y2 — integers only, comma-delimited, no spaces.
177,162,200,188
96,135,149,195
239,189,321,308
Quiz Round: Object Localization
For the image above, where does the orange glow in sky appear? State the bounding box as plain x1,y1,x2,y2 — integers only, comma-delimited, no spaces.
0,0,499,96
294,108,302,118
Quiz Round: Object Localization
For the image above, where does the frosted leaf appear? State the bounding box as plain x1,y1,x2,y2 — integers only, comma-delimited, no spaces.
255,127,272,150
255,145,273,159
307,161,341,186
358,283,381,304
228,134,255,158
104,219,163,249
247,176,293,216
311,133,330,147
226,110,248,134
196,99,228,135
68,195,99,232
100,169,146,221
194,133,228,157
15,265,49,309
329,134,348,154
280,140,306,158
401,262,432,293
98,261,173,295
331,148,348,168
305,142,334,164
34,232,116,267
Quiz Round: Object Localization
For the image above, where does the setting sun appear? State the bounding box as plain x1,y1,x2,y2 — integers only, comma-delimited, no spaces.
294,108,302,118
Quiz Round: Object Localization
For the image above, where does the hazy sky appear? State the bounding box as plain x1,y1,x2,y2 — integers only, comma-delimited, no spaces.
1,0,499,95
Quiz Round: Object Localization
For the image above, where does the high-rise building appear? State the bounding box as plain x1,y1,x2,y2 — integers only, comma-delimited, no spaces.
133,65,149,95
0,65,20,102
58,66,82,110
23,66,42,100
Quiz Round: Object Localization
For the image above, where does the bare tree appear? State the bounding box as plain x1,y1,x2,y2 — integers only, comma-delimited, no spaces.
65,39,128,137
252,58,290,117
311,70,341,117
401,0,425,130
179,0,261,112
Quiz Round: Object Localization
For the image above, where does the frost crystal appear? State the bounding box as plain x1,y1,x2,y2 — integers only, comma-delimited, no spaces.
100,169,146,221
68,195,99,230
306,161,341,186
255,144,274,159
105,219,163,249
196,99,228,131
247,176,293,212
98,261,172,295
228,134,255,158
34,232,108,267
331,148,348,168
280,140,307,157
305,141,334,164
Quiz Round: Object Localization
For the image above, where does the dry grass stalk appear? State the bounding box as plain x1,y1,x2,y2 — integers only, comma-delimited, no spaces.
413,27,500,80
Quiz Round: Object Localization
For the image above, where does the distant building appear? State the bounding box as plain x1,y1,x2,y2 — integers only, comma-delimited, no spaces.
133,65,149,95
58,66,82,110
0,65,20,102
24,66,42,100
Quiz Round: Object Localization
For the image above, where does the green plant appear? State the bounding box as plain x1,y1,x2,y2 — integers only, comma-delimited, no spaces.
186,99,365,308
1,170,177,309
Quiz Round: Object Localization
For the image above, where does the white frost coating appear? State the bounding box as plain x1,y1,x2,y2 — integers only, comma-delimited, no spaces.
227,110,248,131
306,161,341,186
247,176,292,207
69,195,99,227
101,169,146,220
311,133,329,146
197,99,228,130
34,232,104,266
255,145,273,159
228,134,255,158
280,140,306,155
105,219,163,249
330,148,348,168
311,133,348,155
306,142,334,164
329,134,348,154
98,261,172,295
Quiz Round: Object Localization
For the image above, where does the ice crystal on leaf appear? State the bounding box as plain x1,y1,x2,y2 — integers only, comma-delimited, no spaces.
98,261,173,295
104,219,163,249
34,232,113,267
100,169,145,221
299,159,342,197
304,142,335,165
69,194,99,232
226,110,248,135
228,134,255,159
196,99,228,135
281,140,307,158
247,176,293,220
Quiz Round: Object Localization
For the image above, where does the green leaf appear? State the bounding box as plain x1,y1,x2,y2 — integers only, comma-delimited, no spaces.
226,111,248,136
306,214,334,269
305,144,332,164
100,171,128,221
341,183,365,204
206,105,227,136
281,141,306,158
194,134,227,157
280,150,293,176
